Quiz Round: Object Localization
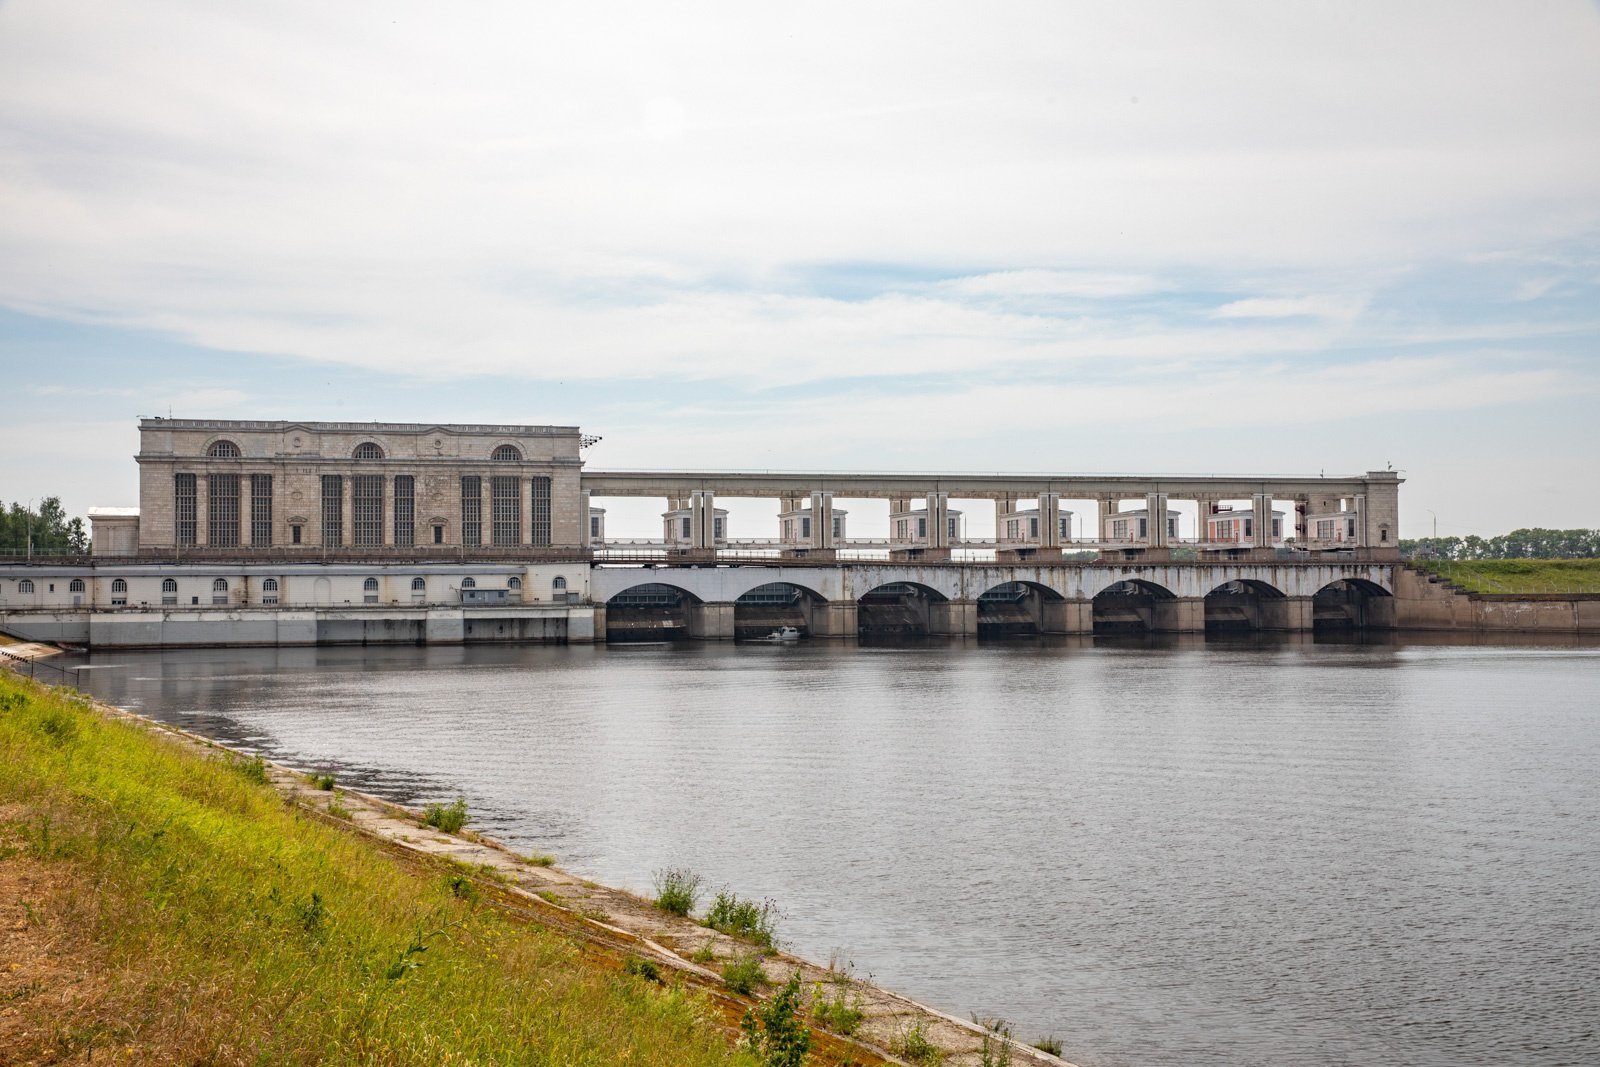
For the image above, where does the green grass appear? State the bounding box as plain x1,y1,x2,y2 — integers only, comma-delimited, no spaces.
1413,558,1600,594
655,866,704,917
422,797,469,833
721,953,768,995
0,674,758,1066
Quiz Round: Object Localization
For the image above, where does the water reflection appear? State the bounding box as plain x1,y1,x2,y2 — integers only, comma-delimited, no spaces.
54,635,1600,1067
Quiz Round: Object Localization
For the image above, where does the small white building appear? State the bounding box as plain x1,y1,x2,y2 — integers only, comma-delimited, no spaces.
662,507,728,547
778,506,847,546
997,507,1073,545
1103,508,1180,542
891,507,962,545
1305,508,1360,545
1207,507,1287,545
588,507,606,546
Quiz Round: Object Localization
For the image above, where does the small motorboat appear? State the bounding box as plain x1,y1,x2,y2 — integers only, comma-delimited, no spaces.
752,626,802,643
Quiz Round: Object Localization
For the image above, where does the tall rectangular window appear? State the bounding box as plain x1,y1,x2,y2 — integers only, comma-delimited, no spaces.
460,476,482,545
353,475,383,546
250,474,272,546
529,476,551,546
208,474,240,547
174,474,197,546
393,476,414,547
321,475,343,546
491,475,521,546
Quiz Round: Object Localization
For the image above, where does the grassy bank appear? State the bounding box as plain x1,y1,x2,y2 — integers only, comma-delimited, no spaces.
1412,559,1600,595
0,673,760,1066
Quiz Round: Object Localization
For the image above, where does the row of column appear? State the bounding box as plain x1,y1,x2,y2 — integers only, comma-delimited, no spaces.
605,596,1322,640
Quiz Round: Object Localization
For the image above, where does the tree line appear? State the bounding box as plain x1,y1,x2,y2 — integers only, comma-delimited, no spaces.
0,497,89,556
1400,529,1600,560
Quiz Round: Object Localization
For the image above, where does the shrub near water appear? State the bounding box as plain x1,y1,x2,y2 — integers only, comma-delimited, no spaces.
706,889,780,949
423,796,469,832
0,675,751,1067
654,865,704,916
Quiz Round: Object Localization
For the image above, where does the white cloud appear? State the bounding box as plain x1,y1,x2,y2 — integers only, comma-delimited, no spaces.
1212,296,1368,321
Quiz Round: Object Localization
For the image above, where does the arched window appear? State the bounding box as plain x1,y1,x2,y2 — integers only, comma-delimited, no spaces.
353,442,385,460
363,577,379,591
112,579,127,593
207,440,241,458
491,444,522,462
262,578,278,592
17,579,33,594
213,579,228,592
507,576,522,590
162,578,177,593
69,579,85,592
552,575,567,592
461,577,476,589
411,577,426,591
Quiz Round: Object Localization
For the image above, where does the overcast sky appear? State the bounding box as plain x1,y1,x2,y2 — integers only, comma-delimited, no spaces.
1,1,1596,538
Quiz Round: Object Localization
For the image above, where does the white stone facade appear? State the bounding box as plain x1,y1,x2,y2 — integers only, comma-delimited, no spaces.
131,419,586,555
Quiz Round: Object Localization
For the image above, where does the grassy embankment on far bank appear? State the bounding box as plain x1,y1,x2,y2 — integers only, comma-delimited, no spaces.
1411,559,1600,595
0,673,761,1066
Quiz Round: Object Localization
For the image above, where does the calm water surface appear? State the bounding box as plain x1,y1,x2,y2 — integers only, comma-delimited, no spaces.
61,636,1600,1067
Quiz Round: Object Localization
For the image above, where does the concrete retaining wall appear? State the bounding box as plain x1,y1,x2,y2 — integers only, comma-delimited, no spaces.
1393,567,1600,634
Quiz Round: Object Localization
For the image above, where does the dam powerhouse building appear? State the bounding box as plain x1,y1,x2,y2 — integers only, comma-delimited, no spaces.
11,417,1525,649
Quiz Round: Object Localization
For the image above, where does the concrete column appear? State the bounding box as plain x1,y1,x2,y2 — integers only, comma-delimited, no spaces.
341,473,353,549
1145,492,1169,547
809,491,834,550
690,490,715,550
1153,597,1206,632
1261,596,1314,631
520,477,534,546
806,600,858,637
1098,497,1115,541
1353,493,1368,549
925,492,950,548
1194,497,1212,542
579,490,592,546
686,602,735,640
1038,492,1061,548
194,474,209,546
1252,493,1273,549
928,599,978,636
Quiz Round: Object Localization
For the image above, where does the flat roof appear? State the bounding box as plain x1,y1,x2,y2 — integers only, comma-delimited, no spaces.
139,418,581,435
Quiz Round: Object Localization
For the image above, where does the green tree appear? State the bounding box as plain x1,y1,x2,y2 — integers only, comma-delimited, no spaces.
0,497,89,555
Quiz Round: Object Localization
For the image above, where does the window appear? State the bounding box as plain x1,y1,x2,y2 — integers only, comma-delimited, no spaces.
833,516,845,538
590,515,601,539
209,473,240,547
69,579,85,592
553,575,567,592
1138,518,1148,539
529,476,551,546
433,525,444,544
491,444,522,462
18,579,33,594
461,577,475,589
251,474,272,545
1029,517,1039,539
411,577,426,591
713,517,724,540
393,476,414,547
363,576,379,603
508,576,522,590
353,474,383,546
917,517,927,538
207,440,241,458
460,476,482,545
948,517,959,539
321,475,344,546
353,442,385,460
680,517,691,539
491,475,521,545
111,579,126,593
175,473,197,546
1244,518,1253,538
212,578,228,605
1112,519,1129,540
112,577,127,606
262,577,279,605
292,524,302,544
800,516,811,539
162,577,177,605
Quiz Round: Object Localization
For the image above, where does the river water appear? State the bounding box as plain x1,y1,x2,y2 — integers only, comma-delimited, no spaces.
58,635,1600,1067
